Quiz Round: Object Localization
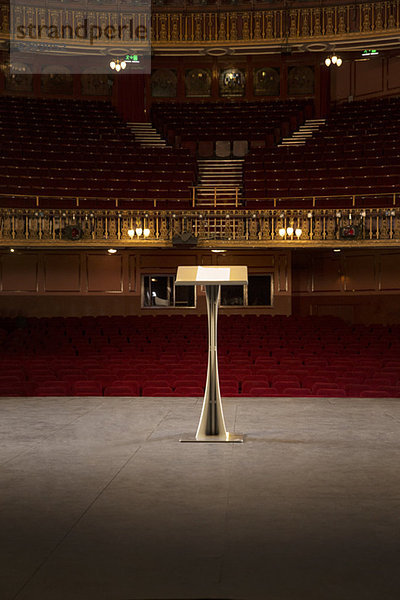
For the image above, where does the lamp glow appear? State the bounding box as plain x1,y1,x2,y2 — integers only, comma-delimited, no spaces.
143,228,150,237
286,226,294,236
295,228,302,238
115,63,121,72
135,227,143,236
110,61,116,70
128,229,135,238
121,61,127,70
325,57,331,67
331,54,338,64
336,57,343,67
279,228,286,237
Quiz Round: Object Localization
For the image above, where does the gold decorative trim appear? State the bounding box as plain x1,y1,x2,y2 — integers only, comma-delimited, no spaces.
2,2,400,47
0,207,399,249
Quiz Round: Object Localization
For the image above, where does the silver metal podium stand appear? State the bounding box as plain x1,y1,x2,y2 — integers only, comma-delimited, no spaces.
175,265,248,443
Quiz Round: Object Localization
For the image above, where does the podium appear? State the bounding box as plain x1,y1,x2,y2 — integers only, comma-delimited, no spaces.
175,265,248,443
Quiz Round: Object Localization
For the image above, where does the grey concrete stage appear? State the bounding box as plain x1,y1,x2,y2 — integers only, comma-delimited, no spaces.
1,396,400,600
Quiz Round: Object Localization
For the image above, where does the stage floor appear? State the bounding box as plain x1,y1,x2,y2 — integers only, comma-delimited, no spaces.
1,395,400,600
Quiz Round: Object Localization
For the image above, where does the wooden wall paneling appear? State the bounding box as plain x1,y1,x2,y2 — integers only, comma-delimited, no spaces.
277,253,289,293
216,253,275,267
314,303,355,322
343,254,377,292
291,252,311,293
43,253,81,292
140,252,197,269
354,58,384,97
86,254,123,293
128,254,137,293
121,251,131,293
1,253,39,292
311,255,342,293
379,252,400,291
332,59,352,102
387,56,400,91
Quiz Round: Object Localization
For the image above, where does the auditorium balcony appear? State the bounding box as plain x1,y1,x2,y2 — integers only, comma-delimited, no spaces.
0,96,197,211
243,96,400,211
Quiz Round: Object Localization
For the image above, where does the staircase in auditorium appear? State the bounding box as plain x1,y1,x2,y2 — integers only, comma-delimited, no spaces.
128,122,167,147
195,158,244,208
278,118,326,147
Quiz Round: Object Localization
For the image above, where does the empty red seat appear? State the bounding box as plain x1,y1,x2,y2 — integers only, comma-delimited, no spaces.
244,386,279,397
220,385,239,396
359,390,390,398
282,387,313,397
142,385,174,396
71,380,103,396
34,382,69,396
174,386,204,397
104,383,138,397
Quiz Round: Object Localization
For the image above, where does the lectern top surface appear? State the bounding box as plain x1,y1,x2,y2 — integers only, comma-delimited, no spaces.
175,265,248,286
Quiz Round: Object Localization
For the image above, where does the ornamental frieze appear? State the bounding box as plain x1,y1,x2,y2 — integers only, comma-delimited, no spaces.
2,2,399,46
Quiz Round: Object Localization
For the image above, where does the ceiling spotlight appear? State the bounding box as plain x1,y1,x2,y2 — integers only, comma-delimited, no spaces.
108,248,117,254
10,248,15,253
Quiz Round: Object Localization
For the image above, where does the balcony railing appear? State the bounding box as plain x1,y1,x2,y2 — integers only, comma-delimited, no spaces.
2,191,399,212
1,206,399,247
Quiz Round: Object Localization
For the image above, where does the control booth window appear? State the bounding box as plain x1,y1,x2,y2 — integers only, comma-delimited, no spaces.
221,275,272,307
142,275,195,308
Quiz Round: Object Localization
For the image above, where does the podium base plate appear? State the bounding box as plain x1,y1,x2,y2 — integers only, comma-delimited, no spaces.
180,433,244,443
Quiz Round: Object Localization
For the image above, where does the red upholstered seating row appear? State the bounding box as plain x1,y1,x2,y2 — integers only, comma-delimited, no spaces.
0,97,196,209
1,315,400,398
151,99,314,153
244,96,400,209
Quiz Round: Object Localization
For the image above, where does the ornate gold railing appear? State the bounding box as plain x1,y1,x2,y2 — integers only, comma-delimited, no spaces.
2,1,399,46
1,207,399,247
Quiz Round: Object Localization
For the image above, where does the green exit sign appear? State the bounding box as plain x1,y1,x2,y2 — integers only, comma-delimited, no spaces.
362,49,379,57
125,54,139,62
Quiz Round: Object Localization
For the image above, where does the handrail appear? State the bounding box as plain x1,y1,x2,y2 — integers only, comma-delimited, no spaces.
0,190,398,211
191,186,241,208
